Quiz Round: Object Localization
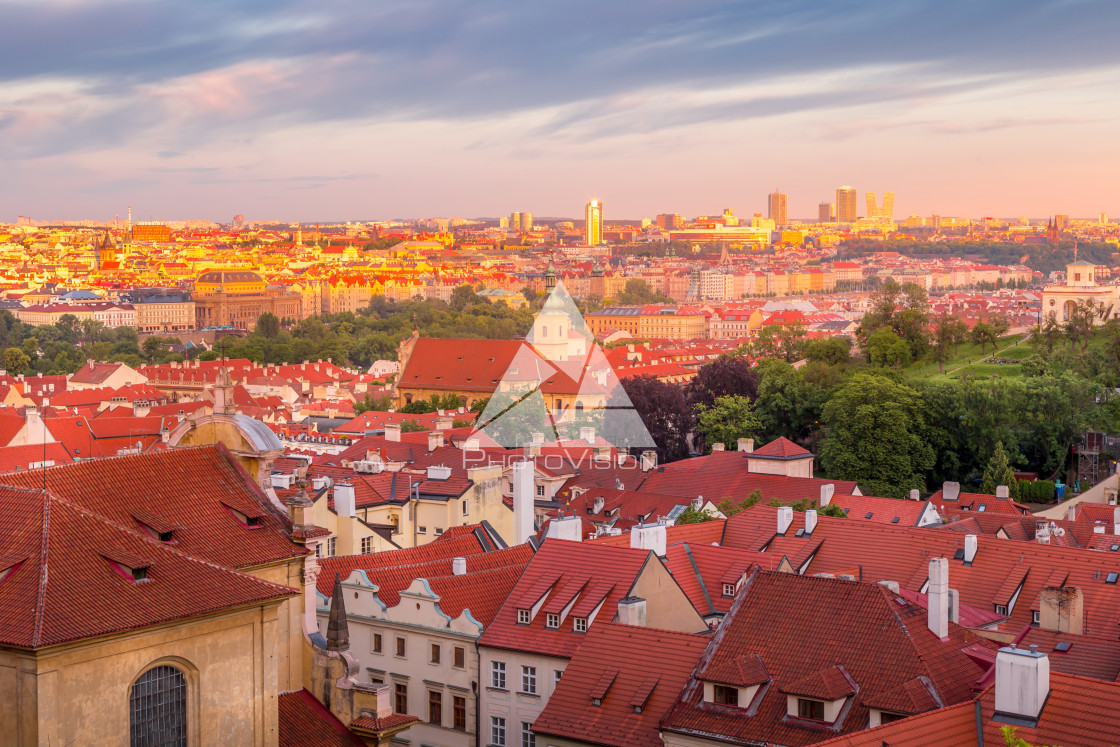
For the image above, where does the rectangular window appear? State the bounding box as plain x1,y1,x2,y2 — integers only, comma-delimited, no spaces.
418,526,427,534
462,501,469,516
314,543,322,558
491,716,506,747
396,637,406,657
554,670,563,686
428,690,442,724
713,685,738,705
517,609,531,625
995,604,1008,616
521,721,535,747
545,613,559,629
434,527,443,536
453,696,466,730
430,643,441,664
573,617,588,633
722,583,735,597
395,683,408,714
361,536,373,554
454,647,465,668
798,698,825,721
536,484,545,496
327,536,336,556
491,661,506,689
372,632,382,654
521,666,537,695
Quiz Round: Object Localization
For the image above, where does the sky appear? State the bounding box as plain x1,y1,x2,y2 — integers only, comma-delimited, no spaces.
2,0,1119,223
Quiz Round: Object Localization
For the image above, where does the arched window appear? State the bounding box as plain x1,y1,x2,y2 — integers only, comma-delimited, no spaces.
130,665,187,746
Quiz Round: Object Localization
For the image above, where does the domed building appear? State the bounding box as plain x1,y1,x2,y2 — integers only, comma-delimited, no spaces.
193,269,304,330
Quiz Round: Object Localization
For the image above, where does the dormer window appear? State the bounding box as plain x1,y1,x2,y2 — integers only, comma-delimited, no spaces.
102,550,152,584
573,617,588,633
517,609,531,625
223,502,263,529
713,685,738,705
797,698,825,721
546,613,560,629
722,583,736,597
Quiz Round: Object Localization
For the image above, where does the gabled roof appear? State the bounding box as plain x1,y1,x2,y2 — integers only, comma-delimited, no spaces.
750,436,812,459
0,485,296,649
532,623,708,747
278,689,367,747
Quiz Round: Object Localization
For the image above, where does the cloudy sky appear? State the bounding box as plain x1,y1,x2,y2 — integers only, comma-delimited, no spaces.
2,0,1118,222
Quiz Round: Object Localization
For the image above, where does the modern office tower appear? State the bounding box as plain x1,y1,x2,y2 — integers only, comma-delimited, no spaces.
1055,214,1070,230
819,202,834,223
522,212,532,232
768,190,788,226
510,212,521,231
585,200,603,245
836,186,857,222
866,192,896,219
499,216,510,228
1102,213,1110,225
656,213,683,229
932,214,942,231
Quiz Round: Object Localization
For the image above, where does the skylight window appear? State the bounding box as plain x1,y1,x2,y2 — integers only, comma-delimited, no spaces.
1054,641,1073,652
891,517,900,524
1106,572,1119,585
865,512,873,519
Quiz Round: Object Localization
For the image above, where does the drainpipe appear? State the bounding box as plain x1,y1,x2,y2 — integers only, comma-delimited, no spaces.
473,638,481,747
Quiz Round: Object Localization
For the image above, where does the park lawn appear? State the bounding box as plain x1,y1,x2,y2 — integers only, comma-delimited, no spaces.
927,361,1026,380
907,333,1026,379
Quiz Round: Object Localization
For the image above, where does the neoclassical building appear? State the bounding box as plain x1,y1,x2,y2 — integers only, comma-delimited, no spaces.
1041,259,1120,323
192,270,304,330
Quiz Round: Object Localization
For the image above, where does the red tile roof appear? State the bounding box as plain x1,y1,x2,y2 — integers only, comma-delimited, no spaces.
278,689,366,747
532,623,709,747
750,436,811,458
0,485,296,649
0,444,304,570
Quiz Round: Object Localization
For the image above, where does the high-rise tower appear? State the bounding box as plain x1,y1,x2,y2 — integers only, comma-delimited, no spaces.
585,200,603,245
836,186,857,223
768,190,788,227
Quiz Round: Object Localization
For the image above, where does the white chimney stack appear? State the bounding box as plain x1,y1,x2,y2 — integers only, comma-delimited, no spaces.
996,485,1010,499
1066,505,1077,522
928,557,949,640
804,509,818,535
640,450,657,472
711,443,725,452
580,426,596,443
511,460,535,545
738,438,754,453
452,557,467,576
428,430,443,451
777,506,793,535
943,481,960,501
545,515,583,542
334,481,355,518
948,588,960,624
1113,506,1120,535
909,488,920,501
617,596,647,627
994,645,1050,722
964,534,978,564
631,523,667,557
820,483,835,507
384,423,401,442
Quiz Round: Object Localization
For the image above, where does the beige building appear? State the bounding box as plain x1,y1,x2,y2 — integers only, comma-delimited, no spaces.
133,290,196,333
1041,260,1120,323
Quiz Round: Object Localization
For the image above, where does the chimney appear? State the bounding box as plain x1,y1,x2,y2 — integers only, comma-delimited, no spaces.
617,596,647,627
531,431,545,445
592,496,605,515
879,580,900,593
1039,586,1084,635
333,481,355,518
384,423,401,442
738,438,754,453
512,461,535,545
428,430,443,451
776,506,793,535
964,534,978,564
909,488,920,501
996,485,1010,499
943,481,960,501
452,557,467,576
545,515,582,542
434,415,453,431
948,588,960,624
1114,506,1120,535
630,523,667,557
640,450,657,472
1066,505,1077,522
804,509,818,534
579,426,596,443
928,557,949,640
711,443,725,452
994,645,1050,722
820,483,835,507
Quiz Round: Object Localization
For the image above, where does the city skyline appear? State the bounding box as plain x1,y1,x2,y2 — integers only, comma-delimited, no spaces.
1,1,1118,221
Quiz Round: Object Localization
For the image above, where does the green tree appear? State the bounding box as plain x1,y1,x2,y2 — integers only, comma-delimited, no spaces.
618,279,672,305
694,395,761,453
819,374,934,497
866,327,912,368
80,318,106,344
4,347,30,376
754,358,821,443
970,321,997,354
256,312,281,338
55,314,81,344
675,505,714,524
804,337,851,366
980,441,1020,500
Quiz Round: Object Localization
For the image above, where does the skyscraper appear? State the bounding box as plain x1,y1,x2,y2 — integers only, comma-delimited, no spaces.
509,212,521,231
836,186,857,222
585,200,603,245
522,212,533,232
818,202,833,223
865,192,895,219
768,190,788,227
